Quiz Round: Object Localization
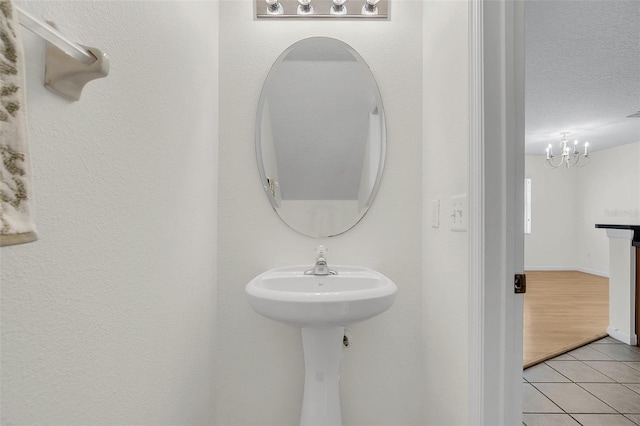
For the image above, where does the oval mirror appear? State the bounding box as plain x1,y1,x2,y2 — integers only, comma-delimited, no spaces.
256,37,386,238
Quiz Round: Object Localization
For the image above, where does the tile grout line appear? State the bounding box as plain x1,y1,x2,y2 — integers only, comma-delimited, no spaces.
527,382,569,415
623,383,640,396
542,359,574,383
573,382,624,415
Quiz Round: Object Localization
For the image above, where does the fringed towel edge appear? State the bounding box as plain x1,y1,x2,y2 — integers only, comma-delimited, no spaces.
0,231,37,246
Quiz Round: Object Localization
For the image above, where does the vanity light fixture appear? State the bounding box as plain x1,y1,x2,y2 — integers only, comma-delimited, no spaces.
257,0,389,19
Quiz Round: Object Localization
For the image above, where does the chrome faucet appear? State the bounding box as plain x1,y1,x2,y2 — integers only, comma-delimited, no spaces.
304,245,338,276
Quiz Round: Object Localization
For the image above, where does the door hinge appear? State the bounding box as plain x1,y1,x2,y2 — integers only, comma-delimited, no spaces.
514,274,526,294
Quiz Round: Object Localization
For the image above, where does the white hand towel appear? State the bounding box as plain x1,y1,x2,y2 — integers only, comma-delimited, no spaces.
0,0,37,246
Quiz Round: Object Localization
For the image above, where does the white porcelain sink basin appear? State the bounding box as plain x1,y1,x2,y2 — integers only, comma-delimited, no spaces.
245,265,397,328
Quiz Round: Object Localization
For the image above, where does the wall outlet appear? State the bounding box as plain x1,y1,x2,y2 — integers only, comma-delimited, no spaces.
431,199,440,228
450,193,467,232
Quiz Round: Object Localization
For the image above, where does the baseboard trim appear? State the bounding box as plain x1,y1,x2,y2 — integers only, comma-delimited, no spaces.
524,266,609,278
577,268,609,278
525,266,573,272
607,326,638,346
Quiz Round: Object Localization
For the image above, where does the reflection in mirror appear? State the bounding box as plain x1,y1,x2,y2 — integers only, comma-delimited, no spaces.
256,37,386,238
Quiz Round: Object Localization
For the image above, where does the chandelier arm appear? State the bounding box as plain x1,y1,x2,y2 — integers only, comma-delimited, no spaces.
566,154,581,167
546,157,563,168
574,156,592,168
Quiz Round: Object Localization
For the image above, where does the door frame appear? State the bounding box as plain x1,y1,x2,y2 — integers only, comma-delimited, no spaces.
636,246,639,346
468,0,525,424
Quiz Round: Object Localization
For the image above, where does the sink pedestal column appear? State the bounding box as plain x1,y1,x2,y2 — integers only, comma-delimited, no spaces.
300,326,344,426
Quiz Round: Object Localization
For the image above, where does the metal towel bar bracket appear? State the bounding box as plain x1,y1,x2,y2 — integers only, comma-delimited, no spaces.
17,7,109,101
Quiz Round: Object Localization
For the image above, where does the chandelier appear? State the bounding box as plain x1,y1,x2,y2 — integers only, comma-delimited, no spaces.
545,132,591,168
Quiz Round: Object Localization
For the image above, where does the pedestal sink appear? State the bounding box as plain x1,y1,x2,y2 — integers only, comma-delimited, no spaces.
245,265,397,426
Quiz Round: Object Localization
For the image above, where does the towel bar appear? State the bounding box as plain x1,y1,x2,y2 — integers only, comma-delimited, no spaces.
16,6,109,101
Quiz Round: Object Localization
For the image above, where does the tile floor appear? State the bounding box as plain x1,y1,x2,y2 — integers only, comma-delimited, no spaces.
523,337,640,425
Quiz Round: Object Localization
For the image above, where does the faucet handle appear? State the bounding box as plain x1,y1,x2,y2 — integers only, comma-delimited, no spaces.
315,245,327,259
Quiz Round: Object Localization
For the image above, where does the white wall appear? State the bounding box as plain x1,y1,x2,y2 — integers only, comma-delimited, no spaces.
524,155,580,269
422,2,469,425
525,142,640,275
0,1,218,424
576,142,640,275
217,1,423,425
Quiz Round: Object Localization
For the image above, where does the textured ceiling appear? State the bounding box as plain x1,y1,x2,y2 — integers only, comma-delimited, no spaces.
525,0,640,155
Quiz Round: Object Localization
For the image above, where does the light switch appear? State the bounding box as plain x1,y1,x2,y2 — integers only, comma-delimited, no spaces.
432,199,440,228
450,193,467,232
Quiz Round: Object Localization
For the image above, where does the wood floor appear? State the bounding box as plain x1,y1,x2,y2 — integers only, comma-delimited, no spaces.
523,270,609,368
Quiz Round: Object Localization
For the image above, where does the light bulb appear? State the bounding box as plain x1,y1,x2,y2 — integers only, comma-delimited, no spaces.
297,0,313,14
331,0,347,14
265,0,283,14
362,0,380,15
